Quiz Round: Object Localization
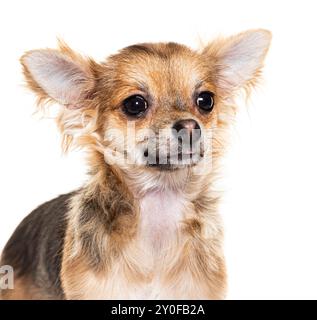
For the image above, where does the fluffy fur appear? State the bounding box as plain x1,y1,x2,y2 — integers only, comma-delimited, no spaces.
0,29,271,299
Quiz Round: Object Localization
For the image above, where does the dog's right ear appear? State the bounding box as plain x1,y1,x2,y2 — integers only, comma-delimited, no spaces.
21,41,96,109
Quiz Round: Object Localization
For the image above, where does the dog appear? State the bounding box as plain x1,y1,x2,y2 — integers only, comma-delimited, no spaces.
0,29,271,299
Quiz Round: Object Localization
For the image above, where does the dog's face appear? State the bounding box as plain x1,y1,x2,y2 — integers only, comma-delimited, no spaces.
21,30,271,174
96,43,217,171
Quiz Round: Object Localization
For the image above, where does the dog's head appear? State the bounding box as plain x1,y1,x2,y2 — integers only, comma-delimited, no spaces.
21,30,271,179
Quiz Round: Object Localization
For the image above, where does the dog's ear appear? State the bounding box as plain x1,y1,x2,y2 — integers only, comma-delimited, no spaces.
202,29,272,94
20,41,96,109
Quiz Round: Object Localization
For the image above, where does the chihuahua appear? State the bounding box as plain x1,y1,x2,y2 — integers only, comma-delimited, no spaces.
0,29,271,299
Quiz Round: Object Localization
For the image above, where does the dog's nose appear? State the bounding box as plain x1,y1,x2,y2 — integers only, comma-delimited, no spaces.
172,119,201,142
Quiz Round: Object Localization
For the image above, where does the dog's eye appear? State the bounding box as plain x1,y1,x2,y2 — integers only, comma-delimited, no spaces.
196,91,214,112
123,95,148,117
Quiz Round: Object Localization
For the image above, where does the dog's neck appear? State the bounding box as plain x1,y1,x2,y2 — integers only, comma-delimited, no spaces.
69,152,219,268
86,152,214,207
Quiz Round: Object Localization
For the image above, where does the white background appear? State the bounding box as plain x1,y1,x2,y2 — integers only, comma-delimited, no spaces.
1,0,317,299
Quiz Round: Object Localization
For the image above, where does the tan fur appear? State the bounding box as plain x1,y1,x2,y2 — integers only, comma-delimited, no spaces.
61,163,227,299
12,29,271,299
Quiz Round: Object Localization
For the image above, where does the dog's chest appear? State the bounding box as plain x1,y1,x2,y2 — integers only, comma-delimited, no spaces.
76,190,190,299
138,190,185,249
67,190,225,299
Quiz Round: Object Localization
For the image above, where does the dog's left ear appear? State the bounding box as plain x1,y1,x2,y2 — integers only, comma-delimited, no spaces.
202,29,272,94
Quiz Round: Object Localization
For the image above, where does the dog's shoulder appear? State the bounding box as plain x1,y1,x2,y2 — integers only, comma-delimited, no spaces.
1,191,76,298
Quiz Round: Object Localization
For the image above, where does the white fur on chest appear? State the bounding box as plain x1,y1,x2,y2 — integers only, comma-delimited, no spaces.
75,190,194,300
138,189,186,251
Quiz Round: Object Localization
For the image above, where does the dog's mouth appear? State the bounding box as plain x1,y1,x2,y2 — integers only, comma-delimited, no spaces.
144,149,204,171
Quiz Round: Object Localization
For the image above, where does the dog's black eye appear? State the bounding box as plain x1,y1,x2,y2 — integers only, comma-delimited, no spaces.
196,91,214,112
123,95,148,117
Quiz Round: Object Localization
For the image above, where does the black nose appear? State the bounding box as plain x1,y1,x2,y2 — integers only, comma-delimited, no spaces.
172,119,201,143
